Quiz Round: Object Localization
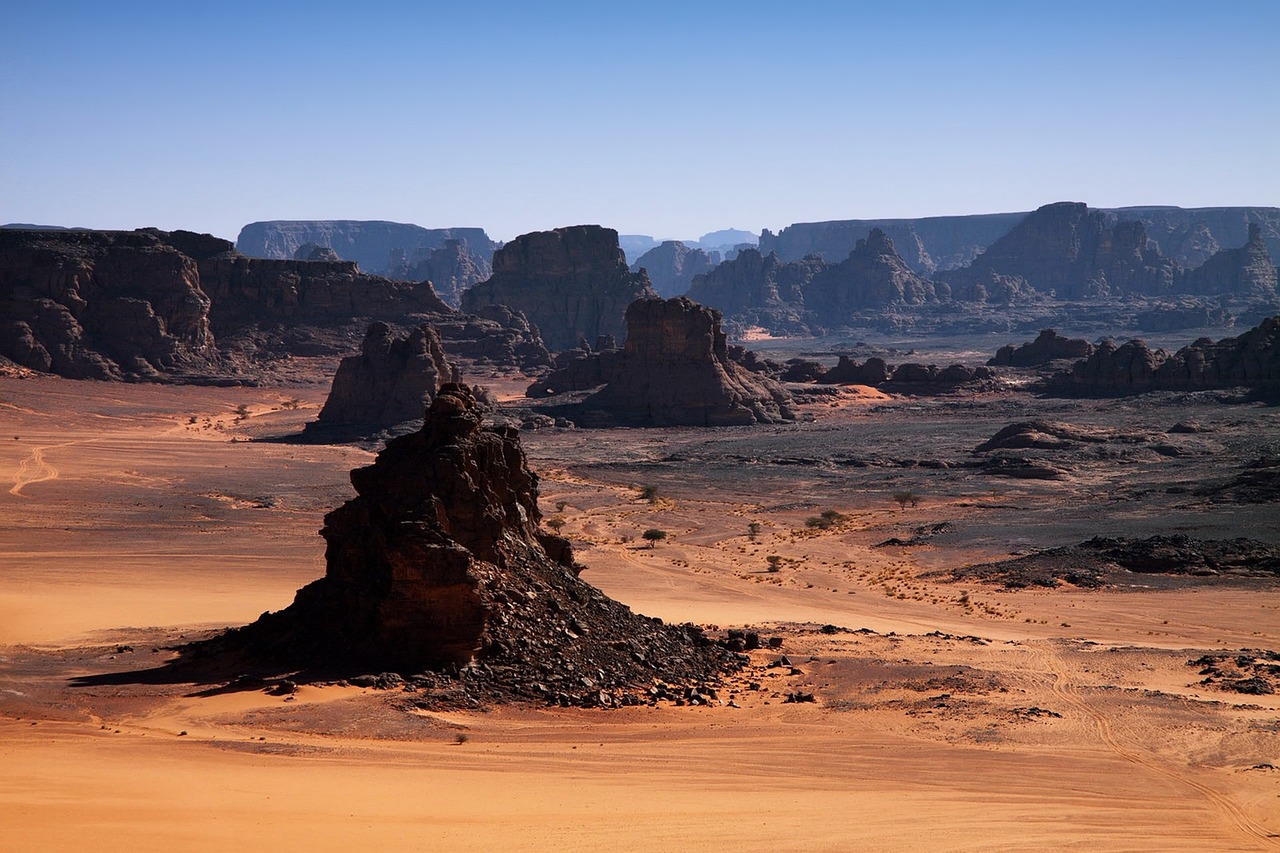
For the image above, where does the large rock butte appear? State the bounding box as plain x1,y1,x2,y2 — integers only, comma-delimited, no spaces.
198,385,740,703
309,323,459,435
631,240,719,298
461,225,657,351
536,297,796,427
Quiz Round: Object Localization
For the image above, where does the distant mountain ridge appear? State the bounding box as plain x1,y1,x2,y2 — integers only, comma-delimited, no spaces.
760,206,1280,275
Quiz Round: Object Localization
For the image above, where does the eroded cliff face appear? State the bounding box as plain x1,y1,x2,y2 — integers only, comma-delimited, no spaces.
1177,224,1278,298
806,229,941,318
0,229,217,379
461,225,657,351
397,239,493,308
685,248,822,336
0,228,550,380
583,297,796,426
199,385,740,702
631,240,719,298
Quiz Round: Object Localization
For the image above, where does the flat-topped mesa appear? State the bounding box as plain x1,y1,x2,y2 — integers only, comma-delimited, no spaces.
461,225,657,351
199,385,740,700
310,322,460,434
587,297,796,426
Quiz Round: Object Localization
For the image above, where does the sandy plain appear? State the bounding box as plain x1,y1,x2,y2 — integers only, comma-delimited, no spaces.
1,370,1278,852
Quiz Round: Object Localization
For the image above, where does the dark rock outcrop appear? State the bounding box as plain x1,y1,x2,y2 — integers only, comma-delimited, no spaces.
989,329,1094,366
1065,316,1279,394
1178,224,1277,298
685,248,822,336
806,229,941,319
461,226,657,351
236,221,497,278
0,229,217,379
0,228,550,381
396,238,493,309
820,356,891,385
631,241,719,298
937,202,1179,299
196,385,740,702
526,337,622,398
309,323,459,434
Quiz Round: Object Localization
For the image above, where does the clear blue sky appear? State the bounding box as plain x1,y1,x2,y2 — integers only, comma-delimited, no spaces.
2,1,1276,243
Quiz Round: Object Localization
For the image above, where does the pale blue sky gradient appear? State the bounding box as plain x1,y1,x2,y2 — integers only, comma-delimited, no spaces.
3,1,1276,242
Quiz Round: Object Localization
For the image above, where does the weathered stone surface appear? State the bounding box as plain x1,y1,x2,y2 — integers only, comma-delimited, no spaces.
820,356,891,385
196,385,740,700
0,229,217,379
937,202,1179,299
1178,224,1277,298
236,221,497,277
806,229,941,319
310,323,459,433
0,228,550,381
293,243,341,262
685,248,822,336
990,329,1094,366
589,297,795,426
396,238,493,309
461,226,656,352
1065,316,1279,394
631,240,719,298
526,337,622,398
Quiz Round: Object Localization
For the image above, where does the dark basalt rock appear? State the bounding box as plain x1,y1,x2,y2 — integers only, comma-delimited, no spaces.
192,385,741,702
632,240,719,298
461,225,657,351
989,329,1094,367
308,323,460,435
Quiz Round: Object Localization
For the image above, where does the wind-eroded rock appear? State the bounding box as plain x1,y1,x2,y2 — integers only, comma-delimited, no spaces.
990,329,1094,366
196,385,740,703
461,225,656,351
309,323,459,434
554,297,795,426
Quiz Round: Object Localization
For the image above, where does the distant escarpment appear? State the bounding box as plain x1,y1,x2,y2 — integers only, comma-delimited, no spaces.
461,225,657,351
1063,315,1279,395
236,220,497,278
192,385,740,704
1177,224,1277,298
631,241,719,298
0,228,548,381
761,205,1280,273
391,238,493,309
532,297,795,427
306,323,460,438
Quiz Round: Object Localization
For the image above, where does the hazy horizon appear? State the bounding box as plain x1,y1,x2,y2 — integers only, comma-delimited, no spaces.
3,1,1277,243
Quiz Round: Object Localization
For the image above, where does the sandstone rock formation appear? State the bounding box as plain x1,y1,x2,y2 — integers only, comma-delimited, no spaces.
589,297,794,425
631,240,719,298
685,248,822,336
1177,224,1277,298
820,356,891,385
989,329,1094,367
461,226,657,351
805,229,941,319
937,202,1179,299
308,323,459,436
236,221,497,277
0,229,217,379
199,385,740,702
525,337,622,398
0,228,550,381
397,238,493,308
1065,316,1279,394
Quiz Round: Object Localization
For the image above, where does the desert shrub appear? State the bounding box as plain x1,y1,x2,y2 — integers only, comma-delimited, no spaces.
546,516,566,534
637,484,659,503
893,491,919,509
766,555,783,572
642,528,667,548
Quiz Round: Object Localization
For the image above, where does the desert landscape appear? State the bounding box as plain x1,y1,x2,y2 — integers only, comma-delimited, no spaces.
2,345,1277,850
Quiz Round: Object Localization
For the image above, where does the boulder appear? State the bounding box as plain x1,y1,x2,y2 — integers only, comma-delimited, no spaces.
461,225,656,351
195,385,740,700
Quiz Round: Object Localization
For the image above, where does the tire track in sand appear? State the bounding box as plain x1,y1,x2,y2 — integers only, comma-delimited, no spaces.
1031,641,1278,848
9,442,80,497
